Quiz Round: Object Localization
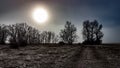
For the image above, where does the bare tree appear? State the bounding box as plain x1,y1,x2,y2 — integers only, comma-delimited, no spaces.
82,20,104,44
60,21,77,44
0,24,8,44
0,23,59,47
16,23,29,46
7,23,29,46
27,27,41,44
40,31,58,43
7,24,18,45
7,23,41,46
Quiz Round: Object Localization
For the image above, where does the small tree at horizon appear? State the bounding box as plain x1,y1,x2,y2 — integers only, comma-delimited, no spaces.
60,21,77,44
82,20,104,45
40,31,58,43
0,24,8,44
8,23,29,46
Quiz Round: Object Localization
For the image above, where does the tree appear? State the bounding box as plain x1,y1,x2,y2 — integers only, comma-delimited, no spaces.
0,24,8,44
82,20,104,45
7,23,42,46
7,24,18,45
7,23,29,46
40,31,58,43
60,21,77,44
0,23,59,47
15,23,29,46
27,26,41,44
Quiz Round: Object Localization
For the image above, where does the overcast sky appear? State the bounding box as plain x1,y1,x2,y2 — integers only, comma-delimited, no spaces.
0,0,120,43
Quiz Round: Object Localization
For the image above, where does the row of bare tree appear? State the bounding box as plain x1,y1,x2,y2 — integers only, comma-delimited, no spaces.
0,23,58,46
0,20,103,46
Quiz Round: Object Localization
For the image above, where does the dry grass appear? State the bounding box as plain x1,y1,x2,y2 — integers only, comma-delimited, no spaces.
0,45,80,68
0,45,120,68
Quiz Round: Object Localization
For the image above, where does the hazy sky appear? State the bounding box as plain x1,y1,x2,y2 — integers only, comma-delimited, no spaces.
0,0,120,43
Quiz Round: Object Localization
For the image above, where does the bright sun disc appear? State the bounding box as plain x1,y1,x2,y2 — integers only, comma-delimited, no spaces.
33,8,48,24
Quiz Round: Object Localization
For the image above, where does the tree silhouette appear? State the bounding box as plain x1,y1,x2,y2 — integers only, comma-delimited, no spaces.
0,24,8,44
7,23,29,46
0,20,104,47
7,24,18,45
82,20,104,45
40,31,58,43
16,23,29,46
27,26,41,44
60,21,77,44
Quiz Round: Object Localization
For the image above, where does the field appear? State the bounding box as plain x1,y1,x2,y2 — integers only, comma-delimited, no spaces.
0,44,120,68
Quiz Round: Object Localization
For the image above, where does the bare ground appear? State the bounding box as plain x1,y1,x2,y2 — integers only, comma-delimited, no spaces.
0,45,120,68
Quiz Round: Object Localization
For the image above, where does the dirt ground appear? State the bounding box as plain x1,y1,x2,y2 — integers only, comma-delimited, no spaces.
0,45,120,68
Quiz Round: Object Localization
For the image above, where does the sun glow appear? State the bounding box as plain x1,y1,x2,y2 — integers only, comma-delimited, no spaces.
33,8,48,24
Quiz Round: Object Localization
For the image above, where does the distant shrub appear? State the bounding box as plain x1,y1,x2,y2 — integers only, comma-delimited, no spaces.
82,40,102,45
9,39,19,49
9,41,27,49
95,40,102,45
78,42,81,45
9,43,19,49
58,41,65,45
82,40,94,45
19,40,27,47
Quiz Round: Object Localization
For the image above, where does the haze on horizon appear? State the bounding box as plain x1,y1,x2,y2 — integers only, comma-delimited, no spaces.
0,0,120,43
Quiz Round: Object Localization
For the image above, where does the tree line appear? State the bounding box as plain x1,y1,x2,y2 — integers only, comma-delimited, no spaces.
0,20,103,47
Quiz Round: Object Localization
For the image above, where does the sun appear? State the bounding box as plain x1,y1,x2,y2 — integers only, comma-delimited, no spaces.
32,8,48,24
